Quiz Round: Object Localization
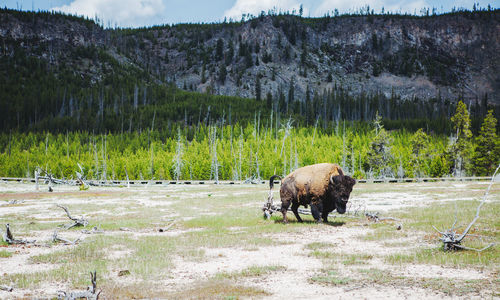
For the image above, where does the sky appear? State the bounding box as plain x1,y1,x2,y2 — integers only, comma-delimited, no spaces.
2,0,499,28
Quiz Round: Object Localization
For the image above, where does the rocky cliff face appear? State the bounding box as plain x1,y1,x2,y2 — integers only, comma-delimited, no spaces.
1,9,499,104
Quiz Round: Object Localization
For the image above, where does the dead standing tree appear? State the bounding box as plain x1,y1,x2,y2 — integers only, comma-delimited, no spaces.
209,125,220,184
433,164,499,251
76,163,90,190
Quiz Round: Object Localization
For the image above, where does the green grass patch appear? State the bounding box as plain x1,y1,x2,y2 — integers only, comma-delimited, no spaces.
310,270,351,285
356,268,392,284
176,248,206,262
360,223,406,241
395,200,499,238
166,279,269,299
354,268,487,295
309,250,338,260
416,277,485,295
382,240,410,247
304,242,335,250
342,253,374,265
384,199,499,270
386,244,498,270
0,249,12,257
216,265,286,280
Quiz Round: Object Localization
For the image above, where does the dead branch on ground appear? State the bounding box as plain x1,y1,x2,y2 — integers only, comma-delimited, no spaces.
347,200,366,216
57,205,89,229
2,224,36,245
262,190,311,219
0,285,13,292
81,226,103,234
158,221,176,232
365,212,400,222
51,230,82,245
36,167,72,186
432,164,499,251
1,200,25,206
262,189,278,219
58,271,101,300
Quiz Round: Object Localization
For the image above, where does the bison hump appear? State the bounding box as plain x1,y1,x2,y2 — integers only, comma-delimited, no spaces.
286,163,343,196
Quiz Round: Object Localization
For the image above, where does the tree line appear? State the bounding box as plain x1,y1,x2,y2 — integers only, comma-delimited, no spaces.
0,101,498,180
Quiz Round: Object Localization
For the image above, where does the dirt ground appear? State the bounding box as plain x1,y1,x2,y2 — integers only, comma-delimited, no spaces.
0,180,498,299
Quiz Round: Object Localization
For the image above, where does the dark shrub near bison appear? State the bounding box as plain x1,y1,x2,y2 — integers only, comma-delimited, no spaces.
270,163,356,223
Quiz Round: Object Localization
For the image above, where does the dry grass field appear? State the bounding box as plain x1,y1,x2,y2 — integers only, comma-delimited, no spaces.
0,180,499,299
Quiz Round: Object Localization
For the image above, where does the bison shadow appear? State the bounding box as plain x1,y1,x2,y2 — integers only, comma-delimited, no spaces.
273,219,345,227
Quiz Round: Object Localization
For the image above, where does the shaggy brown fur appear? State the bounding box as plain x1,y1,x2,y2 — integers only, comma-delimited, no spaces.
271,163,355,223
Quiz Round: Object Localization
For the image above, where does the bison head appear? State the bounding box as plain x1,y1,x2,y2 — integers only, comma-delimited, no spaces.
329,173,356,214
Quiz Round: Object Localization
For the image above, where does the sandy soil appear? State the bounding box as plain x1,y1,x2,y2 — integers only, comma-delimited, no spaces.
0,181,498,299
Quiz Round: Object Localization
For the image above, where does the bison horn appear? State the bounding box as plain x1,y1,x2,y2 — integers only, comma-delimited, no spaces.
330,174,344,185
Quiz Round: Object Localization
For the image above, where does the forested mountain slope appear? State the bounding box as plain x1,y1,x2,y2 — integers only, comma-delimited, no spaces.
0,8,499,133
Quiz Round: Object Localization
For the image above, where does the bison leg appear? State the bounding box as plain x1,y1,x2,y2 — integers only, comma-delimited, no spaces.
311,203,322,223
321,210,329,223
281,200,291,223
291,202,303,223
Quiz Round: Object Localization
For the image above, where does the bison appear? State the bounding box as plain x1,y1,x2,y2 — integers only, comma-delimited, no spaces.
270,163,356,223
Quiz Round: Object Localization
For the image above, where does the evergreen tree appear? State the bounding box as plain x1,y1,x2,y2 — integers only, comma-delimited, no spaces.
372,33,378,51
262,51,272,63
365,112,393,177
245,50,253,68
201,64,207,84
238,42,246,57
215,38,224,61
218,62,227,84
300,43,307,66
448,100,473,175
255,75,261,101
411,128,429,177
473,110,500,175
284,45,291,61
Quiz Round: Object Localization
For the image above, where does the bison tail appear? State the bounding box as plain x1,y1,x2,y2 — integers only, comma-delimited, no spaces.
269,175,281,190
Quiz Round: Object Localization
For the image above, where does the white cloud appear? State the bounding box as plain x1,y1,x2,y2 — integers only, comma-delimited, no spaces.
52,0,165,27
314,0,429,16
224,0,305,20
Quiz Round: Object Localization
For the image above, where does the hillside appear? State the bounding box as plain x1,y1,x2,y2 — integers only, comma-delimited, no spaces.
116,11,500,103
0,8,499,133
